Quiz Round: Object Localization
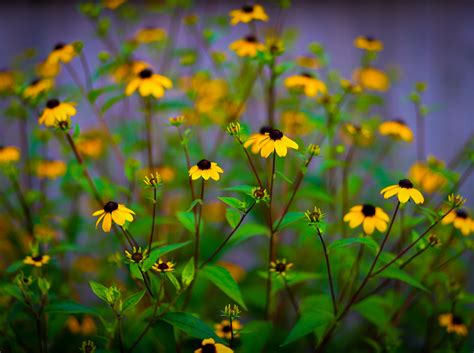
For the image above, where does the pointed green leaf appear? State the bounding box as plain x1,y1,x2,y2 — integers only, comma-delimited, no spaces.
200,265,247,309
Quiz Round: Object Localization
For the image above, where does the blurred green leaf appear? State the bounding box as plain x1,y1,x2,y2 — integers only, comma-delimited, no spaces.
240,320,272,353
46,300,99,315
281,309,334,346
327,237,379,254
274,211,305,231
181,257,195,287
122,290,146,313
226,208,241,228
378,267,429,292
161,312,219,340
201,265,247,309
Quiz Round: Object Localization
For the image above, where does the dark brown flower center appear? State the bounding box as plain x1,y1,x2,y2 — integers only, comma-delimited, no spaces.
31,78,40,86
275,263,286,272
104,201,119,213
222,325,232,332
241,5,254,12
364,35,375,42
361,204,376,217
398,179,413,189
393,118,407,125
54,42,65,50
455,209,468,219
157,262,169,270
301,72,313,78
46,99,60,109
201,343,217,353
269,129,284,140
131,252,143,262
32,255,43,262
452,315,463,325
139,69,153,79
197,159,211,170
245,35,257,43
253,188,265,199
259,126,272,134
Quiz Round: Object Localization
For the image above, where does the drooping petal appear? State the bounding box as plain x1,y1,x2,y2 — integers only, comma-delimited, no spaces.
397,188,410,203
92,209,105,216
409,188,424,204
95,213,105,228
274,140,287,157
382,186,400,199
112,210,126,225
118,204,136,214
102,213,112,232
363,218,375,235
380,184,398,194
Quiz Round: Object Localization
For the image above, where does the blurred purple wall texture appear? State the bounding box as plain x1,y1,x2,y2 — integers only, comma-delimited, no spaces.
0,0,472,196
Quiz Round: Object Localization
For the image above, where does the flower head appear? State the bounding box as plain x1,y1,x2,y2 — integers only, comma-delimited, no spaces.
229,4,268,25
103,0,126,10
0,69,15,92
226,121,241,136
125,68,172,98
189,159,224,181
380,179,424,204
296,55,320,69
80,340,97,353
354,35,383,52
243,126,272,154
194,338,233,353
270,259,293,277
124,246,149,264
251,187,269,204
24,78,54,100
36,160,66,179
379,119,413,142
143,172,162,188
38,98,77,127
442,208,473,236
0,146,20,164
36,59,61,78
340,79,362,94
256,129,299,158
307,144,321,156
229,35,265,57
112,60,150,84
215,319,242,340
92,202,135,232
47,42,77,64
448,194,466,208
352,67,390,91
341,123,373,146
24,254,50,267
438,313,468,336
168,115,185,127
152,259,175,273
133,27,167,44
284,72,327,97
408,159,447,193
305,206,325,226
343,204,389,235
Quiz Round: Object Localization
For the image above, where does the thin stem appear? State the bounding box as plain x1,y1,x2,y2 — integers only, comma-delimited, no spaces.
8,173,34,236
283,276,300,316
237,137,263,189
116,313,125,353
229,317,235,348
177,127,195,200
138,266,154,298
194,180,205,270
79,51,93,91
144,97,154,169
341,144,355,235
148,187,158,252
265,153,277,320
317,228,337,316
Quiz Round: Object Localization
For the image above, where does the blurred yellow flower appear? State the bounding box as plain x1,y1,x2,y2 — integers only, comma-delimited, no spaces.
36,59,61,78
354,35,383,52
76,132,105,159
256,129,299,158
47,42,77,64
409,158,447,193
217,261,246,283
125,68,172,98
296,55,320,69
24,78,54,100
352,67,390,91
112,60,150,84
194,338,233,353
340,79,362,94
103,0,126,9
229,35,265,57
380,179,424,204
36,160,67,179
0,69,14,92
285,73,327,97
438,313,468,336
343,204,389,235
24,254,50,267
281,111,313,136
66,315,96,335
379,119,413,142
92,201,135,232
442,208,473,236
215,319,242,339
340,123,374,146
203,201,227,222
189,160,224,181
229,4,268,25
34,224,58,241
133,27,167,44
38,99,77,127
0,146,20,164
244,126,273,154
168,115,185,127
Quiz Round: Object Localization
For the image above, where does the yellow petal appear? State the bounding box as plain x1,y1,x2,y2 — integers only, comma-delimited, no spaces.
92,209,105,216
112,210,126,225
398,188,410,203
102,213,112,232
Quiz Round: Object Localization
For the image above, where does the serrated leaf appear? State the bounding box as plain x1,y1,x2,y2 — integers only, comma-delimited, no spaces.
122,290,146,313
200,265,247,309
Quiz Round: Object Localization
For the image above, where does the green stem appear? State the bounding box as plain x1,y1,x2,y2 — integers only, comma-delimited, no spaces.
148,187,158,252
317,228,337,316
265,153,277,320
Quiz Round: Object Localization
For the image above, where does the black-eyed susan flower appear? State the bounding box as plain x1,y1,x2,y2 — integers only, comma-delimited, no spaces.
0,146,20,164
133,27,167,44
23,78,54,100
229,35,265,57
438,313,468,336
92,201,136,233
229,4,268,25
281,111,313,136
270,259,293,277
408,156,447,193
380,179,424,204
151,259,175,273
24,254,50,267
124,246,149,264
36,160,67,179
103,0,126,9
38,99,77,127
284,72,327,97
243,126,272,154
66,315,97,335
194,338,233,353
215,319,242,340
352,67,389,92
36,59,61,78
111,60,150,84
343,204,389,235
168,115,185,127
143,171,162,187
296,55,320,69
379,119,414,142
0,69,14,92
257,129,299,158
442,208,473,236
125,68,172,98
354,35,383,52
47,42,77,64
189,159,224,181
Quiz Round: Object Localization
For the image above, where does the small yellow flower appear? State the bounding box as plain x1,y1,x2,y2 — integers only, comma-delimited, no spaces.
36,59,61,78
24,78,54,99
380,179,424,204
143,172,162,187
188,159,224,181
229,35,265,57
409,159,447,193
0,146,20,164
111,60,151,84
0,69,14,92
76,133,104,159
442,208,473,236
152,259,175,273
379,119,413,142
438,313,468,336
215,319,243,340
343,204,389,235
133,27,167,44
295,55,320,69
168,115,185,127
124,246,149,264
340,79,362,94
66,315,96,335
281,111,313,136
229,4,268,25
354,35,383,52
103,0,126,9
125,68,172,98
36,160,67,179
194,338,233,353
24,254,50,267
352,67,390,92
256,129,299,158
34,224,58,241
284,72,327,97
92,201,136,233
270,259,293,277
38,99,77,127
46,42,77,64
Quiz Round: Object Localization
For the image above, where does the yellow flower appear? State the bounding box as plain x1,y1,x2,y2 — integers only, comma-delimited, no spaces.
243,126,272,154
125,68,172,98
438,313,468,336
284,73,327,97
341,123,374,147
92,201,135,232
270,259,293,277
194,338,233,353
24,254,50,267
380,179,424,204
343,204,389,235
378,119,413,142
256,129,299,158
408,159,447,193
352,67,390,91
36,59,61,78
133,27,167,44
442,208,473,236
76,132,105,159
354,35,384,52
295,55,320,69
229,4,268,25
215,319,242,340
189,160,224,181
229,35,265,57
143,172,162,187
281,111,313,136
152,259,175,273
124,246,149,264
0,146,20,164
46,42,77,64
340,79,362,94
24,78,54,100
168,115,185,127
38,99,77,127
36,160,67,179
111,60,150,84
0,69,14,92
66,315,96,335
103,0,126,9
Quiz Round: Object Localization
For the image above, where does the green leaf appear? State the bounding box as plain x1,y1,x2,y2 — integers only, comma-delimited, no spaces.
200,265,247,309
6,260,24,273
275,171,294,184
281,309,334,346
101,94,127,114
218,196,246,211
240,320,272,353
226,208,241,228
46,300,99,315
222,184,254,194
166,272,181,292
89,281,109,303
228,223,268,246
161,312,219,340
142,241,192,271
273,211,305,231
122,290,146,313
327,237,379,254
181,257,195,287
354,295,393,327
87,85,116,103
176,211,195,232
378,267,429,292
186,199,202,212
